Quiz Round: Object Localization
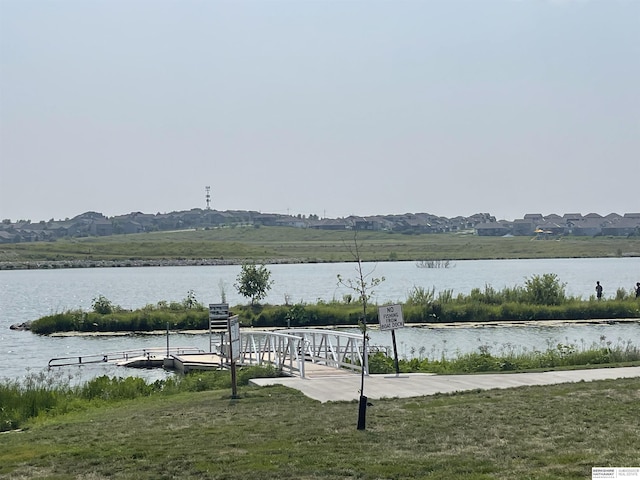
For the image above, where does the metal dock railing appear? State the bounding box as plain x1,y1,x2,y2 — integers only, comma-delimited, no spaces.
48,346,205,368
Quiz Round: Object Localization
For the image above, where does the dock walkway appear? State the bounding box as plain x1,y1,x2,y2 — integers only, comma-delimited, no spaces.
167,353,348,375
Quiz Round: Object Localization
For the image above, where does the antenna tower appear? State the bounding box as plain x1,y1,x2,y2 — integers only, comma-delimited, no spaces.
205,186,211,210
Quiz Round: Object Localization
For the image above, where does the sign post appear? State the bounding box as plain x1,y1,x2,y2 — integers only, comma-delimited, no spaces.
378,304,405,376
209,303,229,354
228,315,240,399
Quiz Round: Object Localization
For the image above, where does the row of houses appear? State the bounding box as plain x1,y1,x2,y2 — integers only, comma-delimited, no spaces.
259,212,495,233
0,211,110,243
475,213,640,237
1,210,639,243
0,210,259,243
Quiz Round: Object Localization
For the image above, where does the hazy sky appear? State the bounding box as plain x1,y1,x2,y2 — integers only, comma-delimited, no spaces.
1,0,638,223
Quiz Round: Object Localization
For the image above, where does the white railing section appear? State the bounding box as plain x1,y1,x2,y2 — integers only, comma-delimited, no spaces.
281,329,369,375
231,329,369,378
47,330,372,378
238,331,307,378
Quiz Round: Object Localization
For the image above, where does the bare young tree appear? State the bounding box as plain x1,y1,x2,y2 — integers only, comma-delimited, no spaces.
337,231,384,430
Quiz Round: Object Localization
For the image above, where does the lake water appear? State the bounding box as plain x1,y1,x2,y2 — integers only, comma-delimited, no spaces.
1,258,639,383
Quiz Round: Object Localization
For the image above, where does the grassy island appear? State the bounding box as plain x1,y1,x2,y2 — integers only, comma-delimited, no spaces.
30,274,640,335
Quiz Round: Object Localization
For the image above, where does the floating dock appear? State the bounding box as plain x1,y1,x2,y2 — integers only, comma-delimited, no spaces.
48,347,207,369
166,353,226,373
114,354,166,369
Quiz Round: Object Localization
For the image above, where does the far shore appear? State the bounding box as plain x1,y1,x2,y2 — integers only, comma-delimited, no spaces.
0,257,304,271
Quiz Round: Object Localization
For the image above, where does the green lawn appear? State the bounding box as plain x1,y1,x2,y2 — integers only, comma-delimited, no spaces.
1,378,638,479
2,227,640,264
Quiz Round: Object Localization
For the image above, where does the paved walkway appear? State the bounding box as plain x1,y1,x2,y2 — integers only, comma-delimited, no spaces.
249,366,640,402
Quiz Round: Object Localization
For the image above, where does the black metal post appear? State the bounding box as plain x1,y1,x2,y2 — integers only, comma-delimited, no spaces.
391,329,400,376
230,360,238,399
357,394,367,430
357,311,368,430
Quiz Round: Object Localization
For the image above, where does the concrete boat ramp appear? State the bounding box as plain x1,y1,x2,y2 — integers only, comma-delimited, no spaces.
249,366,640,403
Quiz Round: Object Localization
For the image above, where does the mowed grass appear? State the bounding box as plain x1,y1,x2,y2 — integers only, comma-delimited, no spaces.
1,378,639,480
2,227,640,263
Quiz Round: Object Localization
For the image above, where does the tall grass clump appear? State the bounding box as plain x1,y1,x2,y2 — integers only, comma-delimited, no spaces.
0,369,75,431
368,336,640,374
0,365,281,432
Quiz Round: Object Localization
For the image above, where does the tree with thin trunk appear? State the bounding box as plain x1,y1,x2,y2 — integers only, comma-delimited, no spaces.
337,231,384,430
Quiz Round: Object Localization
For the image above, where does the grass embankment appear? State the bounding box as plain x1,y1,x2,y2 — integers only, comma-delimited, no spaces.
2,227,640,265
1,370,638,479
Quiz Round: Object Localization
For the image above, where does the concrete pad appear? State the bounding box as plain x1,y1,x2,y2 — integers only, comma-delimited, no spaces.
249,366,640,403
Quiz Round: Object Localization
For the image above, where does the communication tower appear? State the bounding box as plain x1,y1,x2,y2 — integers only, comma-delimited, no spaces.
205,186,211,210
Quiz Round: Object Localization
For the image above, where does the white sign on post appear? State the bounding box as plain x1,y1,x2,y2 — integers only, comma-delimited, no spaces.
228,315,241,361
209,303,229,320
378,304,404,331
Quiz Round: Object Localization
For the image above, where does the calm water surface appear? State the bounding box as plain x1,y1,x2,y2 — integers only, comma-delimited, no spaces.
1,258,639,383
